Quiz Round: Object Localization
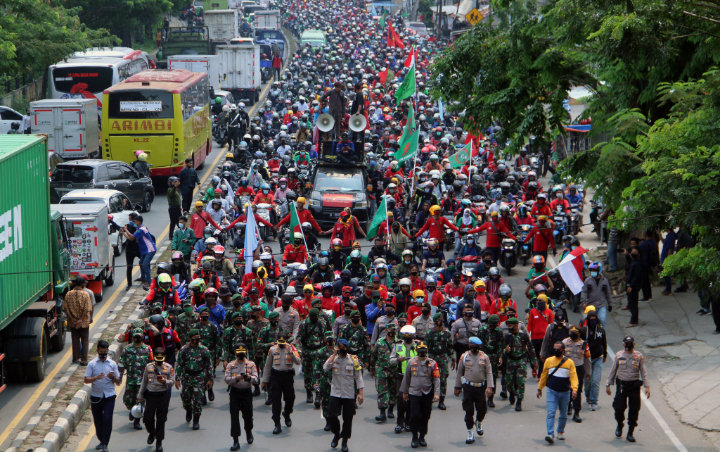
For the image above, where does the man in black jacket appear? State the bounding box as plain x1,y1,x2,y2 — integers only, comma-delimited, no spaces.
179,158,200,214
581,307,607,410
625,248,643,327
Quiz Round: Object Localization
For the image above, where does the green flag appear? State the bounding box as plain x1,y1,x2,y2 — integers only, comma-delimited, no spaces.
396,104,415,145
393,128,419,164
394,65,415,105
288,201,301,233
379,10,387,29
366,196,387,240
448,142,472,169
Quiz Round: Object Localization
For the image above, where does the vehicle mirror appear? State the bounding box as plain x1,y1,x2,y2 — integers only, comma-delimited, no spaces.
135,203,143,211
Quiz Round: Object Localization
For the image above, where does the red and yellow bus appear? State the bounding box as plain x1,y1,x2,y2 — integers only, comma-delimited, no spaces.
101,69,212,176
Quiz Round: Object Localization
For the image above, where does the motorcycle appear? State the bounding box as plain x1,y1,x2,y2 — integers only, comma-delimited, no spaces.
212,115,228,146
568,207,581,236
518,224,532,266
443,214,456,251
255,203,274,241
438,296,461,327
498,237,517,275
553,211,567,247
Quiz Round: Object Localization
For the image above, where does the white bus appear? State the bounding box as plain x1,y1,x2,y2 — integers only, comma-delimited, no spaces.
49,47,153,109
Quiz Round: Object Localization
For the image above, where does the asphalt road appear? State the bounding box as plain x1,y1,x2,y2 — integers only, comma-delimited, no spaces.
63,217,713,452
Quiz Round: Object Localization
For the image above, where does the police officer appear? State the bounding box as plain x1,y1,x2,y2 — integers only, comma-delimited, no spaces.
261,332,301,434
390,325,417,433
225,346,259,450
324,338,365,452
399,341,441,449
454,337,494,444
606,336,650,442
137,348,174,452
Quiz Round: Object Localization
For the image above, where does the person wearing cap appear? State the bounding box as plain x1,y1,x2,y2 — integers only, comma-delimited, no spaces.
298,307,330,404
330,209,366,248
179,157,201,213
274,294,301,339
466,212,517,264
426,312,453,410
606,336,650,443
283,233,309,266
337,310,370,365
222,311,256,371
580,306,607,411
175,329,213,430
562,326,591,423
137,347,174,452
414,204,459,246
196,307,221,391
400,341,441,448
580,261,613,327
370,301,398,345
261,331,301,434
275,196,323,234
504,316,538,412
451,304,482,361
537,341,579,444
222,294,245,329
524,216,557,259
313,331,336,424
411,301,433,340
189,201,222,241
174,300,198,345
257,311,281,401
480,315,506,407
455,337,494,443
120,328,153,430
225,345,259,449
370,322,398,423
390,325,418,433
323,338,365,451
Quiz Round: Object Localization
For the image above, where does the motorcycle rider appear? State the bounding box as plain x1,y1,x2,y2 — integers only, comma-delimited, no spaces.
523,215,557,260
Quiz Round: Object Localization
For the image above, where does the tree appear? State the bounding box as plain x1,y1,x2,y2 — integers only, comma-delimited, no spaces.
0,0,114,81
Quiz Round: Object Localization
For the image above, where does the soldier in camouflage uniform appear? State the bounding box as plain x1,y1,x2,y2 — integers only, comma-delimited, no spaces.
426,313,452,410
120,328,153,429
197,307,221,403
222,312,256,365
370,322,398,422
223,294,245,329
258,311,281,405
313,331,335,428
175,329,213,430
297,308,328,403
503,317,537,412
337,310,370,365
176,300,199,344
311,298,334,331
480,314,506,407
244,306,267,396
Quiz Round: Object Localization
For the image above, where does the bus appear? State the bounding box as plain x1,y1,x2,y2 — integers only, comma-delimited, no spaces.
101,70,212,177
49,47,152,109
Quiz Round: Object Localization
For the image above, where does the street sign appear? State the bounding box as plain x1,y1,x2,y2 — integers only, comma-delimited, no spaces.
466,8,483,26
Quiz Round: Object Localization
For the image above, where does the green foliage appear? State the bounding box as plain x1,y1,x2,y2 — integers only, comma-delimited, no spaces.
0,0,115,80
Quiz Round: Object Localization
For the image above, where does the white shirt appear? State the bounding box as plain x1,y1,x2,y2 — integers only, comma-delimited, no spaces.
85,357,120,398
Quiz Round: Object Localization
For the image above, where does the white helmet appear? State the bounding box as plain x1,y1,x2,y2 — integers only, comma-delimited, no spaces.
131,403,144,419
230,104,238,111
238,102,246,109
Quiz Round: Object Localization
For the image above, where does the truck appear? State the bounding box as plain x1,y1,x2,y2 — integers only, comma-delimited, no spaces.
168,55,221,91
217,42,261,102
156,27,212,69
29,99,100,160
52,204,114,303
204,9,239,41
0,136,71,385
253,10,281,30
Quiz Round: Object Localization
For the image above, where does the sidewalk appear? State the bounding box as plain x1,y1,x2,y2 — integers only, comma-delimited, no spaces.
605,273,720,446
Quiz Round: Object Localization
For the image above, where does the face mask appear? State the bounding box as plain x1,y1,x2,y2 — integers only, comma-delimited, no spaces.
591,271,599,277
534,264,543,270
537,303,546,311
178,223,185,229
421,308,430,315
416,297,425,304
278,343,286,348
98,352,108,360
133,336,143,343
484,260,492,266
418,350,428,357
570,332,580,340
467,239,474,245
338,348,348,356
453,278,460,284
470,347,479,354
386,311,395,317
477,287,485,294
625,343,634,351
553,349,563,358
234,319,243,326
344,309,352,316
464,312,473,318
351,316,361,324
191,338,200,345
587,318,598,326
201,316,209,322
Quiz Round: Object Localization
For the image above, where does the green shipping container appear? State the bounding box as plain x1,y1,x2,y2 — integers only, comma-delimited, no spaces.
0,135,53,331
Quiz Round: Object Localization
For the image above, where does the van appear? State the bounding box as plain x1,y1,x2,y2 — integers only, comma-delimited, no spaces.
300,29,326,48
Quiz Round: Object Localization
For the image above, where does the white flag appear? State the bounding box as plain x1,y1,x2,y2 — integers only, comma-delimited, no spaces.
556,247,588,295
244,204,259,275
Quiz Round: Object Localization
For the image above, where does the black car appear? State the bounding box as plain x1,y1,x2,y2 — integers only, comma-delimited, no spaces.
50,159,155,212
308,165,369,229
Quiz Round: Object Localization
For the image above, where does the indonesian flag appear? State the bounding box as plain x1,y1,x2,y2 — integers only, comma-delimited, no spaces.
556,247,588,295
404,46,419,68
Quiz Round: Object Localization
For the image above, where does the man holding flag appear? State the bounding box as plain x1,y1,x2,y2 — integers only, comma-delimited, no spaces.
243,204,261,276
274,197,326,235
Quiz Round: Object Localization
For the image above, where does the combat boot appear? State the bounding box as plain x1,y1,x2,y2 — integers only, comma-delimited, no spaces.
253,382,260,397
487,394,495,408
273,423,282,434
246,429,254,444
230,436,240,451
509,392,515,405
207,387,215,402
185,409,192,423
306,389,313,404
573,410,582,423
133,418,142,430
192,413,200,430
314,390,321,409
615,423,623,437
515,398,522,411
375,407,387,423
438,395,446,410
626,426,636,442
155,440,163,452
387,404,395,419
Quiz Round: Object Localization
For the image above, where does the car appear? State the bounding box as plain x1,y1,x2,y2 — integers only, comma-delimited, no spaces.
308,165,369,229
0,105,24,133
59,189,136,256
50,159,155,212
407,21,430,37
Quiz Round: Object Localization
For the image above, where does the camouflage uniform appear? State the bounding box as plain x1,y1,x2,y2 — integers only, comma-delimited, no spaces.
120,336,153,410
337,321,370,365
426,322,452,397
313,332,335,419
247,317,269,363
222,316,256,363
176,309,199,344
257,319,281,375
480,316,506,396
503,326,537,402
371,335,398,409
176,342,213,415
197,320,222,363
297,313,328,393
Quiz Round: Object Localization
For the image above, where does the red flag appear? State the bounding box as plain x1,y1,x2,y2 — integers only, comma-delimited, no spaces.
404,47,418,68
392,27,405,49
387,22,396,48
378,68,389,85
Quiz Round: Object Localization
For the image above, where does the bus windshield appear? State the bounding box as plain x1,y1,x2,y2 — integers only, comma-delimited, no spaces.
52,66,114,94
107,90,174,119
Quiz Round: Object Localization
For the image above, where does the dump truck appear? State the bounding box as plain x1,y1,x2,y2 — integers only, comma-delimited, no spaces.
0,136,71,387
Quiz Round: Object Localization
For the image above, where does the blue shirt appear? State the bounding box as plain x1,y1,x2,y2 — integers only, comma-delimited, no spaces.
85,357,120,398
198,303,227,333
133,225,156,255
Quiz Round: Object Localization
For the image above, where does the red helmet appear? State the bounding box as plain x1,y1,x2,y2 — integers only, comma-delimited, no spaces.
532,255,545,265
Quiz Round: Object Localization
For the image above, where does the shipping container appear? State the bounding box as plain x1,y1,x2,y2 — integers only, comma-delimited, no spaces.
217,43,261,102
0,135,70,385
204,9,239,41
168,55,221,91
30,98,100,159
253,10,281,30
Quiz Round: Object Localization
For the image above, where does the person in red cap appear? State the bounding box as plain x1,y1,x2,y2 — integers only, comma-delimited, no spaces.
330,208,366,247
523,216,556,260
415,205,459,245
466,211,516,263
